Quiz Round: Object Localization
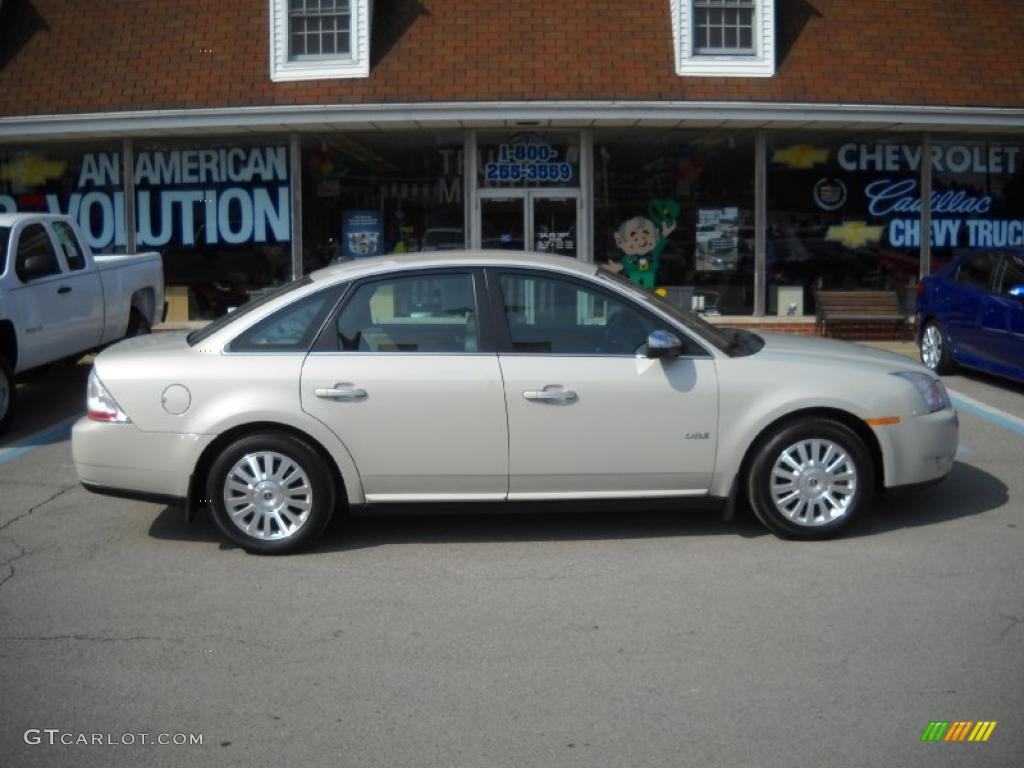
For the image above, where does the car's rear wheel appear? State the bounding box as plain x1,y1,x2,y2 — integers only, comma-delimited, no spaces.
0,355,15,436
747,418,873,540
920,320,954,375
207,432,335,554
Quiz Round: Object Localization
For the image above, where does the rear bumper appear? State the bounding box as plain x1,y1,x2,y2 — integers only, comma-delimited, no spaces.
875,407,959,489
71,417,213,499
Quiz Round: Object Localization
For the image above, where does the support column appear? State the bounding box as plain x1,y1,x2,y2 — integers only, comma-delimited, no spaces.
753,130,767,316
289,133,303,280
122,138,136,254
920,132,932,279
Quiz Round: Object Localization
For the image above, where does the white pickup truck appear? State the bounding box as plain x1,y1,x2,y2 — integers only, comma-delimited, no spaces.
0,213,164,434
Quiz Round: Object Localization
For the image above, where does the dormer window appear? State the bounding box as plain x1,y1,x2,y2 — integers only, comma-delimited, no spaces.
672,0,776,77
270,0,372,81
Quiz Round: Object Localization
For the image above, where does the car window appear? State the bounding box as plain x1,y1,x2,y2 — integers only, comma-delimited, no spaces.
499,272,660,356
51,221,86,271
15,223,62,282
0,226,9,275
955,252,998,292
230,286,341,353
330,273,479,353
187,277,314,346
996,253,1024,298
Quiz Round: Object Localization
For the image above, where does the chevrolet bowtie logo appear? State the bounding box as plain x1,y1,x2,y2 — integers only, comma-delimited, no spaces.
0,155,67,186
771,145,829,169
825,221,884,248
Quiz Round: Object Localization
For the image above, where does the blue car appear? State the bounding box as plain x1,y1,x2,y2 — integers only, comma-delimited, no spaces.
916,249,1024,383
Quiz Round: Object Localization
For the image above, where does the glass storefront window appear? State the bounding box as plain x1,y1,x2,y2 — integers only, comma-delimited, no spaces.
930,136,1024,271
0,143,125,254
593,129,755,315
766,133,922,315
136,139,293,320
301,130,466,273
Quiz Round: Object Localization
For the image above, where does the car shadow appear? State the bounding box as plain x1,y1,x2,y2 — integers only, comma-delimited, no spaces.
1,361,90,450
148,503,771,554
146,461,1007,552
948,367,1024,396
860,461,1008,536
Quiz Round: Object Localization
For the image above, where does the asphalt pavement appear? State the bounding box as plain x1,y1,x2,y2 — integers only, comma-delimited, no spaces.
0,348,1021,768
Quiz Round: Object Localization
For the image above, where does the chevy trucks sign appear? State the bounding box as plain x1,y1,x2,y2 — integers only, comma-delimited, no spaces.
0,146,290,250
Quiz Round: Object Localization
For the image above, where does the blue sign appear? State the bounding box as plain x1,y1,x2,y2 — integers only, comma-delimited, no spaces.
342,210,384,258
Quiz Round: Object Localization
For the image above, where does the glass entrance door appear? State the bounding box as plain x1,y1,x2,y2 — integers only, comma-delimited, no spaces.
531,196,577,257
478,192,579,257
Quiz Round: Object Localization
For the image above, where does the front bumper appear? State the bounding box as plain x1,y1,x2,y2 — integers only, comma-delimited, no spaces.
71,417,214,499
875,406,959,489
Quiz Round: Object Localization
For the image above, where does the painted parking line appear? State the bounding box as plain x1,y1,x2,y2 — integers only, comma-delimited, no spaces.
0,414,82,466
947,389,1024,439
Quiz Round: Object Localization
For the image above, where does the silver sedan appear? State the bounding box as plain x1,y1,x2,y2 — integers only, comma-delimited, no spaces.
72,252,958,553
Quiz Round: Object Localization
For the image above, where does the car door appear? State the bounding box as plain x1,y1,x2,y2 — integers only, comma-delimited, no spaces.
944,251,998,362
300,269,509,502
5,221,72,371
49,219,104,351
988,252,1024,375
492,269,719,499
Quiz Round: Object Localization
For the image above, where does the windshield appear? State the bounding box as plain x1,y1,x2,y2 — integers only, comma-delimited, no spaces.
186,277,314,346
0,226,9,274
596,267,736,352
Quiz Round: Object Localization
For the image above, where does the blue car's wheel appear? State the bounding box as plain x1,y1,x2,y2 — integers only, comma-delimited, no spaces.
920,320,954,375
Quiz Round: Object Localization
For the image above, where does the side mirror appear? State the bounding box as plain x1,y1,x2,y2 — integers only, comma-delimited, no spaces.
646,329,684,359
17,253,58,282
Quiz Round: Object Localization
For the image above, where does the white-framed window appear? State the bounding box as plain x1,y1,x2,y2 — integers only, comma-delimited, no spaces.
671,0,775,77
269,0,372,81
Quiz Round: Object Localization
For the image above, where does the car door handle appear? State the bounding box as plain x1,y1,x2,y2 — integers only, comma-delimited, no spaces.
523,388,578,403
57,286,72,294
314,385,367,401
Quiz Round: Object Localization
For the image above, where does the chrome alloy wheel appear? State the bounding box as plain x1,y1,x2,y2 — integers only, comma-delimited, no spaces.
222,451,313,540
770,439,857,527
921,324,943,370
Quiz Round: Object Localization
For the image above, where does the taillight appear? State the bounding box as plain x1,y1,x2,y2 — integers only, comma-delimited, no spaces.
87,369,130,423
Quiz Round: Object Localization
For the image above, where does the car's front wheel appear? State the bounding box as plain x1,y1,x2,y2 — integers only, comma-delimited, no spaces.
920,320,954,375
207,432,335,554
747,418,874,540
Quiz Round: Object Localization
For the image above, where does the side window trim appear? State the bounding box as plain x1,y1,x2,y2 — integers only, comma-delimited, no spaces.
486,267,711,358
311,268,494,354
226,283,347,354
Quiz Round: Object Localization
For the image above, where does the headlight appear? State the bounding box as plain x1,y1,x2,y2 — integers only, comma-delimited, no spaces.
891,371,950,413
87,369,131,423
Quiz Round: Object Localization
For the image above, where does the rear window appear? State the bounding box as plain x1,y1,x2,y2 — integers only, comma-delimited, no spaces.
187,277,314,347
0,226,9,274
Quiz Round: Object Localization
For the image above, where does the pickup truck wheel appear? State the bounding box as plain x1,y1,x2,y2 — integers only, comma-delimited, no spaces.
0,356,15,435
206,432,335,554
747,419,873,540
126,309,151,337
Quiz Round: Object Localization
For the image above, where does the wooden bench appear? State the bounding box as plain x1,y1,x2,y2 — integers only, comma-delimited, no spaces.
815,290,909,338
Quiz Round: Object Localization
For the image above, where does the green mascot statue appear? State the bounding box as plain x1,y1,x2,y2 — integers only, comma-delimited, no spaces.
613,199,680,289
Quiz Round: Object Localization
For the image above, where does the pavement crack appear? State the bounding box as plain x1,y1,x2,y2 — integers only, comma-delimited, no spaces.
999,613,1022,639
0,484,76,533
0,634,176,644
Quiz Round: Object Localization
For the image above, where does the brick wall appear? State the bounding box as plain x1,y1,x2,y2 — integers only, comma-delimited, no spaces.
1,0,1022,117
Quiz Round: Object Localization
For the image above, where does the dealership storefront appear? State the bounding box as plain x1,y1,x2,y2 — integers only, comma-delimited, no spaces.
2,117,1022,322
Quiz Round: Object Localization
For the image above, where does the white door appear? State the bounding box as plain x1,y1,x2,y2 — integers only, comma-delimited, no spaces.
300,270,509,502
494,270,719,498
49,220,104,350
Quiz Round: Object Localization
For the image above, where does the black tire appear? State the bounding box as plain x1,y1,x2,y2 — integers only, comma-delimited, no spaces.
0,355,15,436
747,418,874,540
919,319,954,375
207,432,335,554
126,308,152,337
